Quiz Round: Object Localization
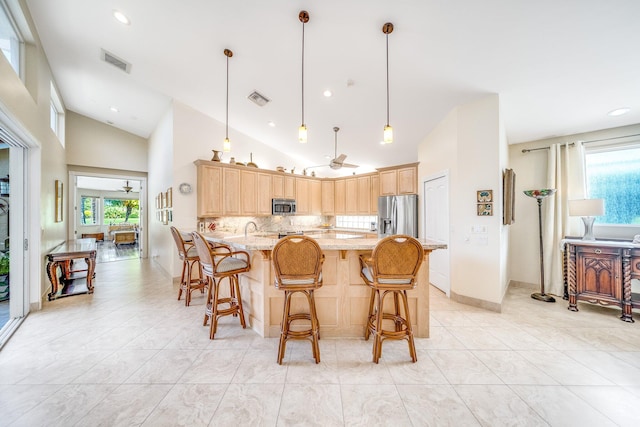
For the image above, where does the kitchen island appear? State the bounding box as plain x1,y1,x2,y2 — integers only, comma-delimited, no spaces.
204,232,446,338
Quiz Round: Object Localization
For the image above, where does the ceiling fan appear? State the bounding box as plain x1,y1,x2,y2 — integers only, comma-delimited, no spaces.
308,127,359,171
122,180,133,193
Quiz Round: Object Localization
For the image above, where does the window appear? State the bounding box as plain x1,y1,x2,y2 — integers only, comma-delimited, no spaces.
80,196,99,225
50,82,65,146
585,143,640,225
0,1,22,77
104,198,140,225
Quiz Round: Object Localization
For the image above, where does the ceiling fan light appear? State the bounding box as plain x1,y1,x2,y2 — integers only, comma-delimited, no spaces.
223,138,231,152
298,125,308,143
383,125,393,144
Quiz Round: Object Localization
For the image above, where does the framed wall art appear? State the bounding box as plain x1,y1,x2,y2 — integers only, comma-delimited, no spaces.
55,180,63,222
477,203,493,216
477,190,493,203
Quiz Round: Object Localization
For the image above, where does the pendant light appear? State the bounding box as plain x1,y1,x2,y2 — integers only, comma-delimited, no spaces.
382,22,394,144
223,48,233,152
298,10,309,143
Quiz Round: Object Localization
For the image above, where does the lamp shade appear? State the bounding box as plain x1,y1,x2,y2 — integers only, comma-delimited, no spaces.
568,199,604,217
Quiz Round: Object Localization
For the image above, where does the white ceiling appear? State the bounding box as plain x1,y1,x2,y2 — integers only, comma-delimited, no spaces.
24,0,640,174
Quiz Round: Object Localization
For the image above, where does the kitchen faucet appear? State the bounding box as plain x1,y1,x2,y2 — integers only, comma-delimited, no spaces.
244,221,258,238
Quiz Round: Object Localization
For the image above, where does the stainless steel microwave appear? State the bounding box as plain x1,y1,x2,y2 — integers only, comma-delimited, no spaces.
272,198,296,215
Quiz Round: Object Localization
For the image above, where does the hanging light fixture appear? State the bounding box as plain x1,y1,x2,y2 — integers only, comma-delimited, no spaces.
382,22,394,144
223,48,233,152
298,10,309,143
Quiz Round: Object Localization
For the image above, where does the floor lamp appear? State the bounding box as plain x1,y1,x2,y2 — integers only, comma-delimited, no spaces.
523,189,556,303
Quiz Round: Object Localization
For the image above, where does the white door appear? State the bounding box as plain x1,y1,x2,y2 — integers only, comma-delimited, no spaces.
424,174,450,296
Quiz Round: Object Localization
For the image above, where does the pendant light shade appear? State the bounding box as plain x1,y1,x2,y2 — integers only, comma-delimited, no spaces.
382,22,394,144
223,48,233,152
298,10,309,143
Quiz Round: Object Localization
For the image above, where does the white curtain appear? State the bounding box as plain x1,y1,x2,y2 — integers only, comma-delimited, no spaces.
544,142,586,297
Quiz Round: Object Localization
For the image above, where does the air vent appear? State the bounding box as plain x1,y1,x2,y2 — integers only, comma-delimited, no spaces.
247,91,270,107
100,49,132,73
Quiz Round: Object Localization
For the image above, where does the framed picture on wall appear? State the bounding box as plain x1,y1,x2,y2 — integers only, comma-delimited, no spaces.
477,190,493,203
477,203,493,216
167,187,173,208
55,180,63,222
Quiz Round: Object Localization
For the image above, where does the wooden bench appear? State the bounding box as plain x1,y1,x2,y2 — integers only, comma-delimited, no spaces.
113,230,136,246
81,232,104,241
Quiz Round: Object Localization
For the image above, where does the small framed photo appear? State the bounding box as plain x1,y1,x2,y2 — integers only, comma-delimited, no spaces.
477,203,493,216
167,187,173,208
477,190,493,203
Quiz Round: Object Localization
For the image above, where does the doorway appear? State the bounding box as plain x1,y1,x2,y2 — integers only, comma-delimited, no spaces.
70,172,147,262
423,172,451,296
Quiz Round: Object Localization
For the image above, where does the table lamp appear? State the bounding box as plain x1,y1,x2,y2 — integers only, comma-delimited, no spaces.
523,189,556,303
568,199,605,241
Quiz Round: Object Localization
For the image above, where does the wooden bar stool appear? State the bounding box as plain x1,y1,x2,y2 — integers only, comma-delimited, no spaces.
192,232,250,339
170,226,205,306
359,235,423,363
272,235,324,364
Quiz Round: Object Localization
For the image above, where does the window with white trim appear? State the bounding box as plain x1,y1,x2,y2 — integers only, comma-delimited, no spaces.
50,82,65,146
585,142,640,225
80,196,99,225
0,1,22,77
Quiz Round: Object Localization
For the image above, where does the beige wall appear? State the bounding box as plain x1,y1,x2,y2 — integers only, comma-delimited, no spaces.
0,0,69,304
509,123,640,287
419,94,507,307
66,111,148,172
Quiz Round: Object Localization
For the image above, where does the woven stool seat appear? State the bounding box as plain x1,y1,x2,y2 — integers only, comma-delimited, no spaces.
272,235,324,364
359,235,423,363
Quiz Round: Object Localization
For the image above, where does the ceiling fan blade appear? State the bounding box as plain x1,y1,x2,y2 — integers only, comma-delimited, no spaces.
341,163,359,168
334,154,347,164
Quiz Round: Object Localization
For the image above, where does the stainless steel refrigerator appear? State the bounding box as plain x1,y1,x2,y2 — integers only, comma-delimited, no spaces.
378,194,418,238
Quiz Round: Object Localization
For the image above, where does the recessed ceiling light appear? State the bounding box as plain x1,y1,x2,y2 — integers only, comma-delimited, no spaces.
113,10,130,25
323,90,332,97
110,106,119,113
268,121,276,127
608,107,630,117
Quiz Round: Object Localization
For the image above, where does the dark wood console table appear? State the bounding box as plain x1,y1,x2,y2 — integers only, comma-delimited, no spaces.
46,238,97,301
563,239,640,322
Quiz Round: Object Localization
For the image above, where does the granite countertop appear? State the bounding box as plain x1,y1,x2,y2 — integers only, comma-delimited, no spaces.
202,231,447,251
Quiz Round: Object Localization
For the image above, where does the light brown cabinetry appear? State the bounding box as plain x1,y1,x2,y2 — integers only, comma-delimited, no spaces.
565,240,639,322
223,168,240,215
197,164,223,216
295,178,310,214
357,175,371,214
257,173,272,215
240,170,257,215
378,163,418,195
310,179,322,215
345,178,358,214
334,179,346,215
370,175,379,214
321,181,335,215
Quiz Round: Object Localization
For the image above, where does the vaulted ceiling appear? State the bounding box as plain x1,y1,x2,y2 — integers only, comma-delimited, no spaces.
25,0,640,174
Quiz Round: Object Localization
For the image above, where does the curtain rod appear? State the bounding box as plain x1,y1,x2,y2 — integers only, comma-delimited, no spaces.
521,132,640,153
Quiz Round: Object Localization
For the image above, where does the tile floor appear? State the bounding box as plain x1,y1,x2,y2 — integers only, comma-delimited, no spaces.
0,258,639,426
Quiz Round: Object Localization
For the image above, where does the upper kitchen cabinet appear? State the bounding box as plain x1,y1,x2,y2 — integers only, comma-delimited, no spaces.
345,178,358,214
196,163,223,217
321,180,335,215
272,174,295,199
295,177,321,215
257,173,272,215
378,163,419,195
334,179,346,215
371,174,379,213
357,175,371,214
240,170,258,215
223,168,241,215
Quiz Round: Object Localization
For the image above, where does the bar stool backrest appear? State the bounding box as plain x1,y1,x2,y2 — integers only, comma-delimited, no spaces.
170,226,191,260
272,235,324,288
370,235,423,287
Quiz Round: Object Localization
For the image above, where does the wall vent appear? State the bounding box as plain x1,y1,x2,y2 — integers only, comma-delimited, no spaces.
100,49,132,73
247,91,270,107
